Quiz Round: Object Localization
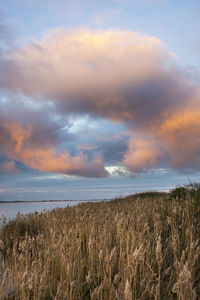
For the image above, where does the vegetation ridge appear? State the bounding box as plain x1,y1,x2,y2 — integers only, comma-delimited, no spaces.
0,185,199,299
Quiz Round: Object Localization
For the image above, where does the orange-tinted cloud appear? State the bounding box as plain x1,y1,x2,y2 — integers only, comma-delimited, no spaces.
157,109,200,171
0,121,107,177
0,28,199,174
123,106,200,173
123,137,160,173
0,28,195,123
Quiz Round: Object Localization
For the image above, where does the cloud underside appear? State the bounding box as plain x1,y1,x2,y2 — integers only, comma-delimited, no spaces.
0,28,200,176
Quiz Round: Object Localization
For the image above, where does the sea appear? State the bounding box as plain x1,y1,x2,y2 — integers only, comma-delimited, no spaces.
0,200,99,223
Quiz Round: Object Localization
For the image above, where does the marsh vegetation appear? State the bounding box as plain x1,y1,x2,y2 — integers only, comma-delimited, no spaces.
0,185,200,299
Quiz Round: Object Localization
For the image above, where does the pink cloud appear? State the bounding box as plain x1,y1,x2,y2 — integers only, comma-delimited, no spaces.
123,137,160,173
0,121,107,177
0,28,199,174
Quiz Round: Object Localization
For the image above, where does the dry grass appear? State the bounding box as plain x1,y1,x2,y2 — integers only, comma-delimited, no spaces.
0,189,199,299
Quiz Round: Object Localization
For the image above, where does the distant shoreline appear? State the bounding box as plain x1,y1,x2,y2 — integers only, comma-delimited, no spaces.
0,199,102,204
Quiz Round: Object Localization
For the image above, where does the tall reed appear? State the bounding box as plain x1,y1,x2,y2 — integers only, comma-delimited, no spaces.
0,190,199,299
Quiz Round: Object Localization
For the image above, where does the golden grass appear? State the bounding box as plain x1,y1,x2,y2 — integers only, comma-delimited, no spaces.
0,190,199,299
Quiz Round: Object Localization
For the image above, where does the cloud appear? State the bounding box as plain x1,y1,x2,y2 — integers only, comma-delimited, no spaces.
157,108,200,171
105,165,133,177
0,121,107,177
123,137,160,173
0,107,108,177
0,161,18,173
123,104,200,173
0,28,199,175
0,28,193,121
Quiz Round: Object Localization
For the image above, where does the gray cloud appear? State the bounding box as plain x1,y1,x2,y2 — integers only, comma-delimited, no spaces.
0,99,107,177
0,28,199,175
0,29,195,122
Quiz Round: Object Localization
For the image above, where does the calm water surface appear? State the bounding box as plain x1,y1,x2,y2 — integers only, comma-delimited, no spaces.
0,201,88,221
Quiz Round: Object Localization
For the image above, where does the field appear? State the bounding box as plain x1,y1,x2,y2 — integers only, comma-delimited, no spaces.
0,186,199,299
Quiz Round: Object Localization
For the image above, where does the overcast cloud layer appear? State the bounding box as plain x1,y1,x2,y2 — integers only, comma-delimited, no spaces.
0,28,200,176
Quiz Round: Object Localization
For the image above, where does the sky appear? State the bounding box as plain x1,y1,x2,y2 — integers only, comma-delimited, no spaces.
0,0,200,201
